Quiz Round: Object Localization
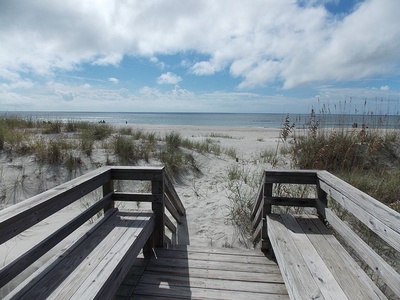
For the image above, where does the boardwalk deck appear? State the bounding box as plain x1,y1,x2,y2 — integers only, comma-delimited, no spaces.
116,246,289,299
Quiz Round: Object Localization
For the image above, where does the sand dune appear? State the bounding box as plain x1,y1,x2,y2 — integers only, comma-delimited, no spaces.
0,125,287,296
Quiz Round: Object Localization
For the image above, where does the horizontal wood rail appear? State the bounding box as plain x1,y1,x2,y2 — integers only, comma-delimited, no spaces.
251,169,400,298
0,166,185,291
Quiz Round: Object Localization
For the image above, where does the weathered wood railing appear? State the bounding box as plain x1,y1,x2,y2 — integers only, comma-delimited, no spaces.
109,166,186,249
252,170,320,250
251,169,400,298
0,166,185,298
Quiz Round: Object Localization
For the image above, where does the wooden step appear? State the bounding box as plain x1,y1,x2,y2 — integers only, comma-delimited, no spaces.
117,245,289,299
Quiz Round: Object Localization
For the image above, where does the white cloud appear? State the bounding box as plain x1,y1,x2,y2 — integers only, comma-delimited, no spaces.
108,77,119,84
157,72,182,85
0,0,399,90
150,57,166,69
381,85,390,91
191,61,220,75
57,90,75,101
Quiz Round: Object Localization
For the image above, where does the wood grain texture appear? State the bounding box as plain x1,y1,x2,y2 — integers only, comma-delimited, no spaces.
4,208,120,299
163,174,185,215
124,245,288,300
5,210,155,300
0,166,111,243
325,209,399,297
279,214,348,300
318,170,400,252
0,192,113,289
267,214,324,300
298,215,387,300
268,214,390,300
2,166,188,299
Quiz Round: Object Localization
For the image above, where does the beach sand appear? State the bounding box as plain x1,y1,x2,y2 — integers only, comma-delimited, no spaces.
0,124,288,295
131,125,287,247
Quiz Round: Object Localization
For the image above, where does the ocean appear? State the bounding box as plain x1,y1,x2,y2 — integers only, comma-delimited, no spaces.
1,111,400,129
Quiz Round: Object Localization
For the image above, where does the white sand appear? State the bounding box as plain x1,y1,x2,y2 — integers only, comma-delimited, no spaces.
0,125,289,295
130,125,287,247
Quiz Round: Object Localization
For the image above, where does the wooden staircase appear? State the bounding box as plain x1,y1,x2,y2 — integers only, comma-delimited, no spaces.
117,245,289,300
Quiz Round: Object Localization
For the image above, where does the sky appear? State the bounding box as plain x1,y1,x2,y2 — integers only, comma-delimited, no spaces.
0,0,399,114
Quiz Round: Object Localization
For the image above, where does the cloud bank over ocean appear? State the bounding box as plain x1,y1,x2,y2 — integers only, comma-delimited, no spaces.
0,0,399,113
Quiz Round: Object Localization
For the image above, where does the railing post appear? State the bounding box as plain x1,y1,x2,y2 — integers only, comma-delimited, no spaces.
316,177,328,222
261,178,273,252
102,178,114,213
144,172,165,257
151,172,165,247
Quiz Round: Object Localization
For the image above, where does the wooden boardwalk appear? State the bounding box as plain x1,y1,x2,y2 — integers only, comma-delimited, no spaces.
116,246,289,299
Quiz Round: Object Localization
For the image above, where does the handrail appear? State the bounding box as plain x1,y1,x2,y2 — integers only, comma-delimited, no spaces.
317,170,400,252
164,173,186,216
251,169,400,296
0,166,185,289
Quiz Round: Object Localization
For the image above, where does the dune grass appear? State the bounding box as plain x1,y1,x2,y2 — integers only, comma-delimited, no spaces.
0,116,231,187
289,119,400,211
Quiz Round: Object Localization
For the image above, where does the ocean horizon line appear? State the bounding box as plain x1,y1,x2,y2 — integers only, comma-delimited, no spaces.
1,111,399,129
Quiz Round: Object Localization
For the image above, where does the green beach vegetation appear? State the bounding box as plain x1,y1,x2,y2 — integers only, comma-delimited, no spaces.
224,108,399,250
0,115,237,208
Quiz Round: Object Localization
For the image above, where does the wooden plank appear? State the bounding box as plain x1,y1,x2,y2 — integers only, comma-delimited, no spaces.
7,211,153,300
0,166,111,244
264,170,318,184
127,245,287,299
256,182,273,252
267,214,324,300
164,215,176,233
167,245,270,257
263,183,273,214
153,248,276,265
316,180,328,220
116,280,140,298
102,176,114,213
164,245,269,258
139,273,287,295
252,219,262,243
152,180,165,248
110,166,164,181
112,192,160,203
251,198,263,230
125,258,149,276
43,211,153,300
325,209,399,297
144,266,284,283
266,197,317,207
146,257,279,273
16,210,134,299
297,215,387,300
261,195,272,251
71,212,156,300
251,177,265,219
280,214,348,300
163,174,185,215
116,257,148,297
4,208,120,300
133,282,289,300
0,192,113,289
318,170,400,252
164,194,181,224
